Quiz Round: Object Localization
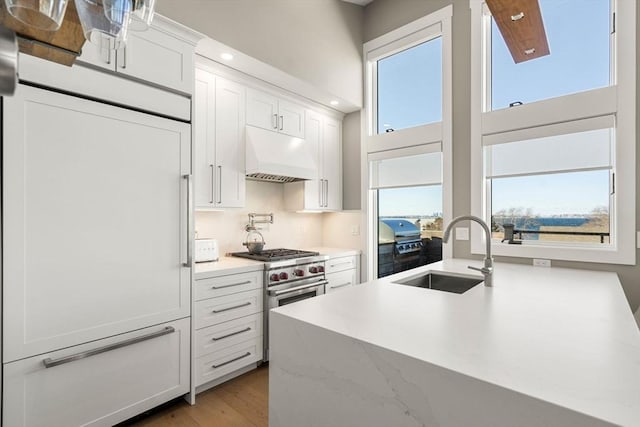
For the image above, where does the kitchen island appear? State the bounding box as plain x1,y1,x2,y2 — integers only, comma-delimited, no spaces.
269,259,640,426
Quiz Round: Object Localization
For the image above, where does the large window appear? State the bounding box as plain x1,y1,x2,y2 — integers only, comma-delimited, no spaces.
364,6,453,280
377,37,442,133
470,0,635,264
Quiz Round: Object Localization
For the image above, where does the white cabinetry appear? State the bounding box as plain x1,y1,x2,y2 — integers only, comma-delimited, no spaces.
2,83,192,425
246,88,305,138
325,255,360,293
78,25,194,94
194,68,246,209
194,270,264,390
3,318,190,427
284,110,343,211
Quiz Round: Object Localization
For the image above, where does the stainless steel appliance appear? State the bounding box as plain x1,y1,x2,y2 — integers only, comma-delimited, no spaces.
231,249,327,360
378,219,423,277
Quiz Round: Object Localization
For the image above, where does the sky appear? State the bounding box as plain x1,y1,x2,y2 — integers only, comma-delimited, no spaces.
377,0,610,218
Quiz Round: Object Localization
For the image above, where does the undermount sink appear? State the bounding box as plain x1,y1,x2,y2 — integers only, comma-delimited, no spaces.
393,272,483,294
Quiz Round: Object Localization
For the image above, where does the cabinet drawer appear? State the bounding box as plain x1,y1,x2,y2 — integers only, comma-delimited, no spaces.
195,270,262,301
195,288,263,329
325,255,357,274
3,317,190,427
195,312,263,357
326,269,357,293
195,336,262,387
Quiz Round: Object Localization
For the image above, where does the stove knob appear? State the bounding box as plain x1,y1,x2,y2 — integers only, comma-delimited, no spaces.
317,265,324,272
279,272,288,280
309,266,318,274
270,273,280,282
294,269,304,277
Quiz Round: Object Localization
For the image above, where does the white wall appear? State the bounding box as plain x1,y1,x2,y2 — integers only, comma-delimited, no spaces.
156,0,364,108
322,211,364,250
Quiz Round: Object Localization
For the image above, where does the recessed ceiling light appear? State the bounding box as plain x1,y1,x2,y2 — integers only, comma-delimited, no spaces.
330,100,339,106
220,53,234,61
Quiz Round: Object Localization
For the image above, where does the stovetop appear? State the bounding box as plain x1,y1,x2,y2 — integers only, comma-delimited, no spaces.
230,248,320,262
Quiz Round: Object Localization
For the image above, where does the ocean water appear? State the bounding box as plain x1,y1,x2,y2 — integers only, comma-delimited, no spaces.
493,217,593,240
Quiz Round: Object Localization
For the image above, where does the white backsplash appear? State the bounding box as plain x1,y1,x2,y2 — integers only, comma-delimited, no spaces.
196,181,364,255
195,180,324,255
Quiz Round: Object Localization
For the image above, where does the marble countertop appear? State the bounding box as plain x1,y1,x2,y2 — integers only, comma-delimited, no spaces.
272,259,640,425
194,247,361,279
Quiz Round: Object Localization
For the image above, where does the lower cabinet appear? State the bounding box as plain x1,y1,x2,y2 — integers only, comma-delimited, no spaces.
3,317,190,427
325,254,360,293
194,270,264,391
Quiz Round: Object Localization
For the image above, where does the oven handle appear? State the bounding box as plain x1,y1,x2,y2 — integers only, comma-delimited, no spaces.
269,280,328,297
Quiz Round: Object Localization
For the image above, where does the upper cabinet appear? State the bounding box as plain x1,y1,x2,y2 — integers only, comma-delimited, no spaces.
194,68,246,209
78,25,195,95
284,110,342,212
246,88,305,138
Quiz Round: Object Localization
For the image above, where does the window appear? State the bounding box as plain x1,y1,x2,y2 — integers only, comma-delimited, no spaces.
470,0,635,264
377,37,442,133
363,6,453,280
489,0,611,110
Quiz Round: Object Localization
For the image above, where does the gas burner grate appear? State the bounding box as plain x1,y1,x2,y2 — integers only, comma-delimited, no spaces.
231,248,320,262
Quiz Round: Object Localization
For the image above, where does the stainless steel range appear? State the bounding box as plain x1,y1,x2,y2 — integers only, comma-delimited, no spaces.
231,249,328,361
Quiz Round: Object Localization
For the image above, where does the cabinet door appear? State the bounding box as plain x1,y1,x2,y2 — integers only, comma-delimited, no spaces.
246,88,278,131
215,77,246,208
194,69,216,209
117,27,194,94
3,85,191,362
323,117,343,210
77,36,117,71
326,269,357,293
278,99,305,138
3,318,190,427
302,110,323,210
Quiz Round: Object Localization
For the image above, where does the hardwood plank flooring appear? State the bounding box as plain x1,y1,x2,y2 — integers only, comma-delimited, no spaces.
121,365,269,427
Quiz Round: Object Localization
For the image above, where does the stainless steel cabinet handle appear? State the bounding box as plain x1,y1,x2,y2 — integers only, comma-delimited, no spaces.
120,47,127,69
332,282,352,289
270,280,328,296
318,179,323,207
324,179,329,207
212,301,251,314
330,261,352,268
211,280,252,290
212,352,251,369
217,165,222,204
273,113,278,129
279,115,283,131
42,326,175,368
209,164,214,204
183,174,193,267
211,327,251,341
103,36,111,65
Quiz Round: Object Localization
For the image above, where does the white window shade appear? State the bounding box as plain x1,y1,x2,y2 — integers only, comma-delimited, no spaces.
370,146,442,189
485,120,613,179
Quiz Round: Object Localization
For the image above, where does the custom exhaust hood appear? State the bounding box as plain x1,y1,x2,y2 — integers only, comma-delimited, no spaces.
245,125,316,183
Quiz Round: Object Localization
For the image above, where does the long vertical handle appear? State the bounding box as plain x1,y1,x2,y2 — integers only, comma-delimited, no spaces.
121,47,127,69
209,164,214,204
217,165,222,204
273,113,278,129
279,115,284,131
325,179,329,208
318,179,323,207
183,174,193,267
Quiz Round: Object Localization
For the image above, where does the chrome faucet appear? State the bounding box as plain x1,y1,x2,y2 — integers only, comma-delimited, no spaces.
442,215,494,287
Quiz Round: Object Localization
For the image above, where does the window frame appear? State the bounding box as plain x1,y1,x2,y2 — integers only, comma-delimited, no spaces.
362,5,453,280
469,0,635,265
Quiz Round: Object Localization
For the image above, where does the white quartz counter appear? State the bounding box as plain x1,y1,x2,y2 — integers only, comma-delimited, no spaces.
270,259,640,426
303,246,361,258
194,256,264,280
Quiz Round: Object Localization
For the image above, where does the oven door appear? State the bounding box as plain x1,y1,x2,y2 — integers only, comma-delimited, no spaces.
264,277,327,361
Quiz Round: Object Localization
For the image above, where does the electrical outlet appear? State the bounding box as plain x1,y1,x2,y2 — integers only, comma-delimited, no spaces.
351,225,360,236
456,227,469,241
533,258,551,268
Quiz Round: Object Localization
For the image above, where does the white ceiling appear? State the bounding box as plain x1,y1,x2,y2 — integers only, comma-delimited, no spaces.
342,0,374,6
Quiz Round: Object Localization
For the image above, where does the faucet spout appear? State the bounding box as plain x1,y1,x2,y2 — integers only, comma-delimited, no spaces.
442,215,494,287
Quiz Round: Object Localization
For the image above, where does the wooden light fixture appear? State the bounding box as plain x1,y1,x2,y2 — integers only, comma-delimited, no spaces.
486,0,550,63
0,0,85,66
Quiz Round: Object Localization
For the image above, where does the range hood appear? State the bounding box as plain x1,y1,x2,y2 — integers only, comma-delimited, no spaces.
245,125,316,183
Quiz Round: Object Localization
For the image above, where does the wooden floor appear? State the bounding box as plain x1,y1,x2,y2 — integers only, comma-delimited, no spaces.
123,365,269,427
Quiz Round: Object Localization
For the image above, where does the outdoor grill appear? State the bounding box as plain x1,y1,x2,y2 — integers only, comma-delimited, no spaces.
378,219,423,277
